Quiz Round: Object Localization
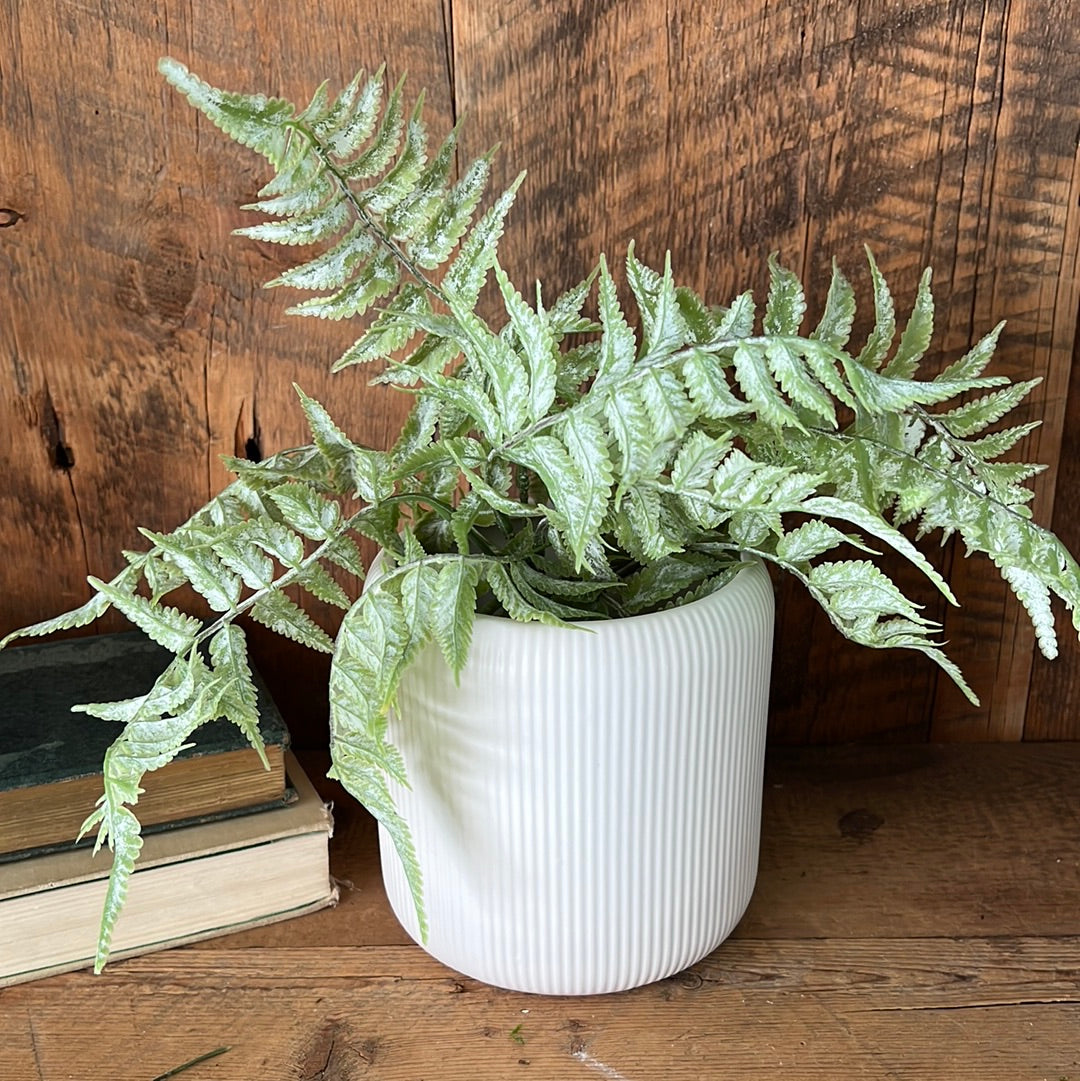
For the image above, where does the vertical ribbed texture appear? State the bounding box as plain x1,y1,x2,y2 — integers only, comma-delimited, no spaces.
379,560,775,995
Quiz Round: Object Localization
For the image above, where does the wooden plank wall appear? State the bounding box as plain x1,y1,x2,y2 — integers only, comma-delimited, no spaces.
1,1,1078,745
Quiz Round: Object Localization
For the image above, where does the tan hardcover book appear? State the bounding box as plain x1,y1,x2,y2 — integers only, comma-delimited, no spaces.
0,753,336,987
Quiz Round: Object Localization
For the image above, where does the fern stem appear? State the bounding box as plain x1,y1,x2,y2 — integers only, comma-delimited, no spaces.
295,122,453,309
811,421,1042,530
189,507,374,648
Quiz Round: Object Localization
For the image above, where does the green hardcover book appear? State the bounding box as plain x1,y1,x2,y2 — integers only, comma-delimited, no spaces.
0,632,290,859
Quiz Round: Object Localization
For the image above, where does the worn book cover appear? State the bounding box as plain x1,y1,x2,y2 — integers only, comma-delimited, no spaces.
0,632,291,857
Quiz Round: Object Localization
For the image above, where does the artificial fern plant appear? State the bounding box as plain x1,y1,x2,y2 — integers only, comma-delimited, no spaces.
4,58,1080,970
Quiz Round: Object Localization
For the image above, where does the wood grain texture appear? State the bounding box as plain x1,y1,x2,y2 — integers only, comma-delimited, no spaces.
2,1,1080,744
1,744,1078,1080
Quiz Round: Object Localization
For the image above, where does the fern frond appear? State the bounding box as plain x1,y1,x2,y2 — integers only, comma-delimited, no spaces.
329,585,425,937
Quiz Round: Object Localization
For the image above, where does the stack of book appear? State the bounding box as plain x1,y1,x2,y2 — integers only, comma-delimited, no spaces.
0,632,336,987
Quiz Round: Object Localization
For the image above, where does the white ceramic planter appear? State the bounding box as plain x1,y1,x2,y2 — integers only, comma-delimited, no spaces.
376,558,775,995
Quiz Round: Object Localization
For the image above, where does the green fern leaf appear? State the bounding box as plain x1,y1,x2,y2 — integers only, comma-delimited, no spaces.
442,177,524,306
250,591,334,652
332,283,429,368
362,100,428,215
381,117,459,238
506,434,604,567
808,559,929,624
286,248,399,320
617,484,682,560
240,518,306,571
484,563,570,626
429,560,482,678
295,79,332,127
715,291,756,339
559,410,615,567
812,261,856,350
495,263,557,422
324,69,386,159
639,366,697,443
681,349,747,420
763,255,806,335
937,378,1041,437
323,533,367,580
799,496,955,602
0,593,108,650
92,802,143,973
842,360,1006,417
296,562,352,609
447,307,530,436
592,256,636,393
243,175,334,219
75,653,199,724
775,519,871,564
855,249,895,370
884,267,933,379
966,421,1041,461
764,340,836,424
733,343,805,430
139,529,242,612
937,322,1005,382
412,153,493,268
448,491,487,555
159,58,293,161
670,431,730,527
267,482,342,541
548,269,601,336
605,383,655,499
235,197,350,246
627,247,687,356
675,285,717,345
294,385,391,502
339,74,406,180
416,369,505,442
448,446,544,519
999,564,1058,658
87,577,201,652
621,553,733,615
142,552,189,602
254,131,319,200
329,588,424,935
801,340,858,409
505,565,595,620
268,223,376,291
208,625,269,765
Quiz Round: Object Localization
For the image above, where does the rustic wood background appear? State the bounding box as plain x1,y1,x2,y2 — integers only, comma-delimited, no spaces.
2,0,1078,745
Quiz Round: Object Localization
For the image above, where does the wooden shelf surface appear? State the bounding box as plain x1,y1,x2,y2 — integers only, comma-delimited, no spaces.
2,743,1078,1080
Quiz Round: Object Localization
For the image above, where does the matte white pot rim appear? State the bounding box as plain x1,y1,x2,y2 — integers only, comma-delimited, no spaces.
367,549,767,634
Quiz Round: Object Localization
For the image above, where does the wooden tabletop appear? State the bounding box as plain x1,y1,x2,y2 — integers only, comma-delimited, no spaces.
2,743,1078,1080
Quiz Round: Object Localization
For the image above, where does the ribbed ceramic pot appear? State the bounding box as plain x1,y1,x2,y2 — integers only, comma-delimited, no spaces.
376,558,775,995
